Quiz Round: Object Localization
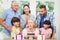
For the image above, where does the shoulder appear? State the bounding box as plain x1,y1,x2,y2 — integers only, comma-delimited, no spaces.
47,12,54,16
48,28,52,34
40,28,44,29
12,26,16,31
40,28,44,30
48,28,52,31
2,8,10,13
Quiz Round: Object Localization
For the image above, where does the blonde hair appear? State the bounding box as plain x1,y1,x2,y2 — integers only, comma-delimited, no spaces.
26,20,37,28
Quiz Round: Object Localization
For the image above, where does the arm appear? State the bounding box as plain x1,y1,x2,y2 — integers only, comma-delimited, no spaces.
46,28,52,39
0,10,12,32
46,34,51,39
20,28,22,33
0,18,12,32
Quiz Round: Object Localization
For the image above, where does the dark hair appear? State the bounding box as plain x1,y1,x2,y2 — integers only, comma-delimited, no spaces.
23,4,30,14
44,20,54,38
39,5,46,10
11,17,20,25
44,20,51,25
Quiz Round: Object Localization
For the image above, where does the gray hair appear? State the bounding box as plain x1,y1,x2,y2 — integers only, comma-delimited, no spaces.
11,0,19,5
26,19,37,28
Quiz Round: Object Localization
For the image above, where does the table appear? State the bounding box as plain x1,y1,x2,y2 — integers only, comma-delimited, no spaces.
3,38,56,40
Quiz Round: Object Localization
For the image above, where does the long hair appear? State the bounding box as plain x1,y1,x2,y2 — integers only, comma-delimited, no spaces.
23,4,31,14
50,26,54,38
44,20,54,38
26,20,36,28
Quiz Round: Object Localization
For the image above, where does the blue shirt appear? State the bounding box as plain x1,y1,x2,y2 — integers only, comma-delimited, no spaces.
35,12,56,29
40,15,46,28
2,8,21,36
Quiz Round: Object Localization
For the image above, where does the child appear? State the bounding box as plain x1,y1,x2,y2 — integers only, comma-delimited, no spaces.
39,20,53,39
11,17,22,39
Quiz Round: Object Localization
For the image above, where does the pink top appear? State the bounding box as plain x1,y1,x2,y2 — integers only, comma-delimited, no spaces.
40,28,52,37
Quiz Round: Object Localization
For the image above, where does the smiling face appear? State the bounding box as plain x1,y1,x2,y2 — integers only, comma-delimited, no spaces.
13,22,20,27
27,20,34,29
23,6,30,15
11,1,19,12
39,8,46,16
43,24,50,29
39,5,47,16
11,17,20,27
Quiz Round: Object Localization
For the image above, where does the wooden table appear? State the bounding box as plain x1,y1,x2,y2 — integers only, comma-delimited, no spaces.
3,36,56,40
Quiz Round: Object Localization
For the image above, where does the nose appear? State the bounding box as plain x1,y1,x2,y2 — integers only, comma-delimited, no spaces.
15,5,18,8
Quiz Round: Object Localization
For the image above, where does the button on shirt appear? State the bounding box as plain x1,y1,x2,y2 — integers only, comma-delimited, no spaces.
2,8,21,36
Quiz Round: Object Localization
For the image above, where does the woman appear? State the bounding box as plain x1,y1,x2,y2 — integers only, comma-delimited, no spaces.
22,20,39,39
20,4,35,29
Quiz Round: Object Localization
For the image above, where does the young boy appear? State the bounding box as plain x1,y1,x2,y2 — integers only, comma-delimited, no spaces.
11,17,22,39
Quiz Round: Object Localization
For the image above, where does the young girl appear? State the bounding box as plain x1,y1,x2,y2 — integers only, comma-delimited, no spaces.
39,20,53,39
11,17,22,39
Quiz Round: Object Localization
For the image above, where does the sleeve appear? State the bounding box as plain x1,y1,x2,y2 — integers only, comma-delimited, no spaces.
49,13,56,30
49,29,52,34
2,10,8,20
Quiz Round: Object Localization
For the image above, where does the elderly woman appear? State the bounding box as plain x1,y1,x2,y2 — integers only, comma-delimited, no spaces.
22,19,39,39
20,4,35,29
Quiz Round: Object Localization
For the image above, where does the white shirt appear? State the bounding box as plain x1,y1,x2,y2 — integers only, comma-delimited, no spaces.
22,28,39,36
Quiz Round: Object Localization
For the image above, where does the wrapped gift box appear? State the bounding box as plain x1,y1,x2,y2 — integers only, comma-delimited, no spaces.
37,35,45,40
16,33,23,40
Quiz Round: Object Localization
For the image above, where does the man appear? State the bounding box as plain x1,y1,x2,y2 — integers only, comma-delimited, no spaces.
36,5,55,30
0,1,21,36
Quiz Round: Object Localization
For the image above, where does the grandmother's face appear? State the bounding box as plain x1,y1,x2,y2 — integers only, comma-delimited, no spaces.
27,20,34,29
11,2,19,12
